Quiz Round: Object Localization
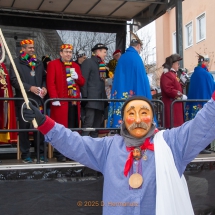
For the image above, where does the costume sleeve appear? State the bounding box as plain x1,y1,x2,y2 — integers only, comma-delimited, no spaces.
163,91,215,176
80,60,91,97
74,63,85,87
41,119,113,173
160,73,181,99
9,63,31,91
46,61,58,98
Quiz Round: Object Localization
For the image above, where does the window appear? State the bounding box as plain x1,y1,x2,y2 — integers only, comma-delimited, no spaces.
185,22,193,48
172,32,176,53
196,13,206,42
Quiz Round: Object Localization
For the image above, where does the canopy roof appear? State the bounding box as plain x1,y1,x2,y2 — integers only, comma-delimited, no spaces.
0,0,179,54
0,0,176,29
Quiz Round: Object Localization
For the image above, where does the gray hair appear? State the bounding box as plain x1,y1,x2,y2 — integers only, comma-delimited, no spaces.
130,41,140,47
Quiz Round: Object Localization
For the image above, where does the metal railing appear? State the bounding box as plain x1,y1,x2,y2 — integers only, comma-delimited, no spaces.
0,97,165,163
44,98,165,129
170,99,209,128
0,98,42,163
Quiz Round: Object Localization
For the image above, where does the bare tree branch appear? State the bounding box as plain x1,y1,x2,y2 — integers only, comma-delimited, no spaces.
57,31,116,62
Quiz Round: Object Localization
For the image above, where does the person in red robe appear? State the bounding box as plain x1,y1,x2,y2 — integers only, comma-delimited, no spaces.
0,63,17,146
46,44,85,162
160,54,187,128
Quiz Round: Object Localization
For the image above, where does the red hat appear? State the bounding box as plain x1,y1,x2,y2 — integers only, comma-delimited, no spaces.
20,39,34,46
113,49,121,56
60,44,73,50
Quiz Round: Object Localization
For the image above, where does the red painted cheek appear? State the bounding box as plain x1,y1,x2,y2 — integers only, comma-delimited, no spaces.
141,116,151,123
125,117,135,124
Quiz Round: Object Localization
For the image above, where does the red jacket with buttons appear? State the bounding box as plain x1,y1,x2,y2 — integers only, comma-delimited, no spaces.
160,70,184,128
46,59,85,128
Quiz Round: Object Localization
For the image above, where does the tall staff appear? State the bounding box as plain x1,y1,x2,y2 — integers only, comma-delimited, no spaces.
0,29,38,128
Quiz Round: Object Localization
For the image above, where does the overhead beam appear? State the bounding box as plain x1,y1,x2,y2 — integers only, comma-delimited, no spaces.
37,0,45,10
0,10,127,28
108,2,127,16
115,0,167,4
132,0,178,30
11,0,16,7
0,8,127,22
85,0,101,14
62,0,74,12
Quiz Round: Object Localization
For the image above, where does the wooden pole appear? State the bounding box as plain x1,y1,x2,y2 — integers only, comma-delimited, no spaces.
0,29,38,128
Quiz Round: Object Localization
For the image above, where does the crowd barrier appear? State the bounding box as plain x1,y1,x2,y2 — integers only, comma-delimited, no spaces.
1,97,213,161
0,97,165,162
170,99,209,128
0,97,42,163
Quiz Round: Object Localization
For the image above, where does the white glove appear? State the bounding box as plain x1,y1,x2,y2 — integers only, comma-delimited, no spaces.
182,94,187,100
52,101,61,106
71,71,78,80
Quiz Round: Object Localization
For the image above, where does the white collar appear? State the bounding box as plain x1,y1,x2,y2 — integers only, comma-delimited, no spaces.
170,68,177,73
163,68,169,74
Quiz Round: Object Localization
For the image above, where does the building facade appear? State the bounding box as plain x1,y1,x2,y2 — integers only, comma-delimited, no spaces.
156,0,215,73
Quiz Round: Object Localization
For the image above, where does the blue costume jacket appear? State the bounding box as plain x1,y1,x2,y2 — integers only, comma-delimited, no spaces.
107,47,152,128
41,92,215,215
185,65,215,120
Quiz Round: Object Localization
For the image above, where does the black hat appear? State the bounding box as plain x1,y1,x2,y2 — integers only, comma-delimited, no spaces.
121,96,155,120
91,43,108,52
171,54,182,63
162,54,182,70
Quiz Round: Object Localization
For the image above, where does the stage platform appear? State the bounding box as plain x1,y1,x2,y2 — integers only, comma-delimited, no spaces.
0,153,215,214
192,152,215,162
0,158,84,170
0,152,215,170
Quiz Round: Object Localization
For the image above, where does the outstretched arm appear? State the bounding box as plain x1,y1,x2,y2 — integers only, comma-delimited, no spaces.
41,120,112,172
163,91,215,176
22,102,112,172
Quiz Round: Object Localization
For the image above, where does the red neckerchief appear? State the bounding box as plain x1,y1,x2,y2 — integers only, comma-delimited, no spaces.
124,128,158,177
201,64,209,72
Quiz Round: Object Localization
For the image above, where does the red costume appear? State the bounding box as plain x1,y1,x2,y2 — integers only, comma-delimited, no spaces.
46,59,85,127
160,70,184,128
0,63,17,143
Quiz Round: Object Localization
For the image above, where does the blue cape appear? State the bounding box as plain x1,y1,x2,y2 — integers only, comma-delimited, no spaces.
185,66,215,120
107,46,152,128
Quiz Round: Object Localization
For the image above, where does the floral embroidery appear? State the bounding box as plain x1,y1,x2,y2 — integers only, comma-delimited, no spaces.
108,90,136,127
185,103,202,121
129,90,134,96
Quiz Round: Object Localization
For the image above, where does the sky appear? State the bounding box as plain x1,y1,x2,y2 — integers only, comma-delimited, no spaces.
126,21,156,64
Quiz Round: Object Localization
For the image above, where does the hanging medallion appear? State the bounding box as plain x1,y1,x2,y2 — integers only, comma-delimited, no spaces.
129,173,143,189
132,147,142,161
142,150,148,160
142,154,148,161
30,70,35,76
0,78,6,85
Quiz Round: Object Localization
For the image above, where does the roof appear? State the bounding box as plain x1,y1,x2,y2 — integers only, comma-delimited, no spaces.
0,0,176,29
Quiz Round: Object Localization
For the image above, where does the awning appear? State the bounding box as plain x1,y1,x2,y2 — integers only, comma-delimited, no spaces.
0,0,176,29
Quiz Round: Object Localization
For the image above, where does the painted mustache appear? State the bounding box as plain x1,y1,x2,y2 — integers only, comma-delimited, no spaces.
128,122,149,131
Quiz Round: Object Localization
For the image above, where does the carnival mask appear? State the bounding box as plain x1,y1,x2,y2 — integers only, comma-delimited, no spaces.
124,100,153,138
